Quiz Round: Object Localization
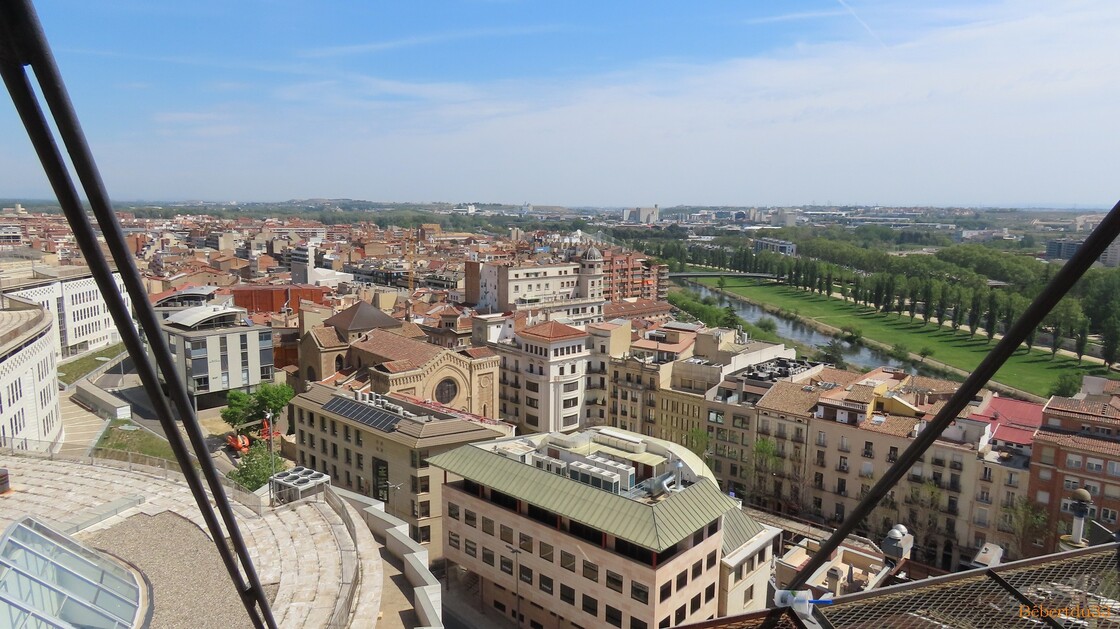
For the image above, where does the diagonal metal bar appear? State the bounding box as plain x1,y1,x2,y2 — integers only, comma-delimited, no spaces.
778,196,1120,602
985,569,1064,629
0,2,277,627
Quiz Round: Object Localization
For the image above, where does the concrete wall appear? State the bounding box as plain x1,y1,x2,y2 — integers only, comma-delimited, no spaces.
332,487,444,629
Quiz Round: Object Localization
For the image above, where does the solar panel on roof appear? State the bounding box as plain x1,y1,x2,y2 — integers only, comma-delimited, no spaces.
322,396,401,433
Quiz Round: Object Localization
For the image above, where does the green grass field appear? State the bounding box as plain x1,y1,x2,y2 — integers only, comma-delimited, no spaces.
58,342,126,386
702,278,1109,397
95,419,178,461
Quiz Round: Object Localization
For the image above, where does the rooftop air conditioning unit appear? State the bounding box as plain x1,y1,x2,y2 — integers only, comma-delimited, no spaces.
270,466,331,505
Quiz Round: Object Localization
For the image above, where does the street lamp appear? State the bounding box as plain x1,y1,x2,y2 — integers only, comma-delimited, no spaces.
506,545,522,628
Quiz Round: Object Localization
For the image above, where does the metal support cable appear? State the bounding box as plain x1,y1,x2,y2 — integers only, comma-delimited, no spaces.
0,2,276,627
780,197,1120,600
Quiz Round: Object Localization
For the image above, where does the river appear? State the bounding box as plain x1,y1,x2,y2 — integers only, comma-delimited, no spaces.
689,284,922,374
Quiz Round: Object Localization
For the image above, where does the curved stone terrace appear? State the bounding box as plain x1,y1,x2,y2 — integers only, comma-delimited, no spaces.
0,455,384,628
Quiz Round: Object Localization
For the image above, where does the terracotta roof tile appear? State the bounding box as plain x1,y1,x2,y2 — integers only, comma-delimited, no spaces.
1033,429,1120,456
311,326,346,348
519,321,588,342
757,382,821,416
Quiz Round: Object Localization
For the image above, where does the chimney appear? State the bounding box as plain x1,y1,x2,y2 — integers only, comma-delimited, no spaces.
825,567,842,594
1059,488,1093,551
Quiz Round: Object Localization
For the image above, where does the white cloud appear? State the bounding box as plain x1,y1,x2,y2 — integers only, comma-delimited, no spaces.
48,0,1120,206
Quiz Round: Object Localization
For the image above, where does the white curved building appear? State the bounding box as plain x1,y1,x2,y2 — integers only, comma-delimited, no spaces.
0,295,62,452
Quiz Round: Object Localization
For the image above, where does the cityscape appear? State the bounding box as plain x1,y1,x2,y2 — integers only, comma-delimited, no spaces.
3,1,1120,629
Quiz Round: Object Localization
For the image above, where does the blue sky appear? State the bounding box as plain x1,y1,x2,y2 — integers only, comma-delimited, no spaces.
1,0,1117,207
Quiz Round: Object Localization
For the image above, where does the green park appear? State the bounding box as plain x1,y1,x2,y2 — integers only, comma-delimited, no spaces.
695,277,1112,398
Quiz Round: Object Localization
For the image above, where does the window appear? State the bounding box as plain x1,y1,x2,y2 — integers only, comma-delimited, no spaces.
561,584,575,605
706,550,717,569
562,551,576,572
692,560,703,579
583,560,599,582
606,570,623,593
520,532,533,552
500,525,513,544
675,605,686,625
465,540,477,558
691,593,701,613
520,564,533,585
483,517,494,535
676,570,687,590
606,606,623,627
540,542,553,562
465,510,477,528
705,583,716,602
448,503,460,520
660,581,672,602
435,378,459,404
539,574,554,595
500,556,513,575
632,581,649,605
483,548,495,566
582,594,598,616
448,532,460,550
1067,454,1083,469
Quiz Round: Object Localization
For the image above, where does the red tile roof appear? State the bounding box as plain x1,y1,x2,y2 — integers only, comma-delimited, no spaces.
1033,429,1120,457
519,321,588,342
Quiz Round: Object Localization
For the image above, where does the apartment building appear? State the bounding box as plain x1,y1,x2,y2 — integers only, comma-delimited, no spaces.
289,384,514,560
430,428,780,629
465,246,606,326
1029,393,1120,554
601,251,669,302
757,369,1006,570
156,303,274,409
490,320,591,434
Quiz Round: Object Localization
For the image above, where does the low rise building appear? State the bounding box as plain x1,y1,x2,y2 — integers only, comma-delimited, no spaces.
154,303,274,409
290,384,513,561
430,428,780,629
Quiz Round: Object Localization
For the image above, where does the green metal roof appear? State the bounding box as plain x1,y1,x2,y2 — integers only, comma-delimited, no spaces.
720,508,766,555
428,444,742,552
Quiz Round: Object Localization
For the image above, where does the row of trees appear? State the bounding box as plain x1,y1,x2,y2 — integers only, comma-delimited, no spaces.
658,241,1120,366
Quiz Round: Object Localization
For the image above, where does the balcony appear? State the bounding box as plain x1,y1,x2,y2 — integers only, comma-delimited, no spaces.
1005,480,1019,488
814,459,827,468
948,483,962,494
887,454,898,463
775,432,787,441
838,443,851,453
859,470,874,479
815,439,828,448
862,449,874,459
932,458,946,467
950,461,963,471
943,504,959,516
980,474,993,483
758,427,771,436
976,494,992,505
974,518,989,528
835,489,848,497
908,473,923,483
813,481,825,490
792,433,805,444
836,464,849,473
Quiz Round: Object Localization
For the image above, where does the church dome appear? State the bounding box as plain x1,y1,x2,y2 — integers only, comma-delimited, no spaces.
584,245,603,261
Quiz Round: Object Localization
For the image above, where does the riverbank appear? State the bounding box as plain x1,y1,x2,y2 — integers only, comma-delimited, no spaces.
689,279,1055,401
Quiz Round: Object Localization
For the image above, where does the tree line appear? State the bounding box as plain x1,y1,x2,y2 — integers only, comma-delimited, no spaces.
648,240,1120,366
